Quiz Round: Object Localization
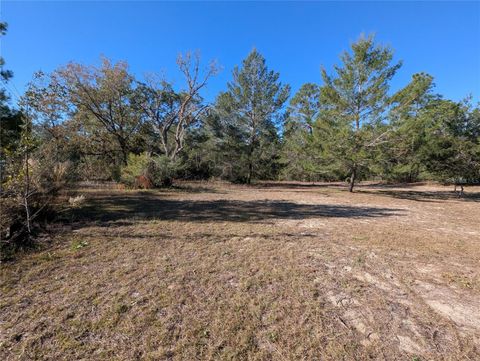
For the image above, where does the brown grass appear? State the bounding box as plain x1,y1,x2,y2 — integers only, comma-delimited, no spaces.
1,181,479,360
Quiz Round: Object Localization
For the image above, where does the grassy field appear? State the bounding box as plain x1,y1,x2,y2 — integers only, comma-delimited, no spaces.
1,181,479,360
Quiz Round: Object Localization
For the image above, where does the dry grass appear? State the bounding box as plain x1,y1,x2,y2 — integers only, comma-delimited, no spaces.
1,181,479,360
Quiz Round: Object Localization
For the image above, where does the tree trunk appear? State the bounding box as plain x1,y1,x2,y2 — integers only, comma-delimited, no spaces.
247,160,253,185
121,149,128,166
454,183,464,197
349,167,356,193
246,140,254,184
119,142,128,166
23,154,32,237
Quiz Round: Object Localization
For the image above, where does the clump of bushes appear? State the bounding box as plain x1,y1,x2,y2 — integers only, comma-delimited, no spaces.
120,153,183,188
1,157,73,261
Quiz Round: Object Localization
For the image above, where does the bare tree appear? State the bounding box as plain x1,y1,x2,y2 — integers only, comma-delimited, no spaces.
136,52,218,160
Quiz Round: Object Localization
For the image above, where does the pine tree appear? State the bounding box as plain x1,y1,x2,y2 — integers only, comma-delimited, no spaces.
281,83,321,180
420,99,480,193
319,34,401,191
0,22,24,183
214,49,290,183
380,73,437,182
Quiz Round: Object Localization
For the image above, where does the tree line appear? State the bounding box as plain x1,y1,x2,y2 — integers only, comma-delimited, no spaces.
3,32,480,191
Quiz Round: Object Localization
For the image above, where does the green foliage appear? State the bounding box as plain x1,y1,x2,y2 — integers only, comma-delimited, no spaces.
148,155,184,187
1,108,72,259
378,73,437,182
51,58,142,166
71,239,89,250
178,128,218,180
120,153,152,187
0,22,23,171
420,99,480,184
214,49,290,183
318,34,402,191
0,22,13,101
281,83,322,180
0,111,23,167
120,152,184,188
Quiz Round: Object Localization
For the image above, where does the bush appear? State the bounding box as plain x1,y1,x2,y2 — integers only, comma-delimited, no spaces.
148,155,183,187
120,153,184,188
120,153,151,187
1,157,72,261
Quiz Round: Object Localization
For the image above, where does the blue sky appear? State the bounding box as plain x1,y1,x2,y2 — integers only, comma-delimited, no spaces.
2,1,479,104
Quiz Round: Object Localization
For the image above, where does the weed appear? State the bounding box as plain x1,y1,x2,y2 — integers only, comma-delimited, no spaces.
115,304,130,314
71,239,89,250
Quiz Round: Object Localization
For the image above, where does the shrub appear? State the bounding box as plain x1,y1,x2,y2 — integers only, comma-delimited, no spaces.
148,155,183,187
1,157,72,260
120,153,184,188
120,153,151,187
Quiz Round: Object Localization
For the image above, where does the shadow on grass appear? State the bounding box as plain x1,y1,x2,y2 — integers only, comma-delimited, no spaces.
359,189,480,203
252,182,341,189
252,181,425,190
74,192,404,225
171,185,226,194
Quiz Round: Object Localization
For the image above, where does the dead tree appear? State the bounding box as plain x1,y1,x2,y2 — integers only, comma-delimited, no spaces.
136,52,218,160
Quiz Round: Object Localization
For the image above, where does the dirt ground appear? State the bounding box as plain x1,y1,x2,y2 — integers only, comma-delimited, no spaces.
1,181,479,360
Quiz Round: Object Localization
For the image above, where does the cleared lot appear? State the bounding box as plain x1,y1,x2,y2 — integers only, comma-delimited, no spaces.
1,182,479,360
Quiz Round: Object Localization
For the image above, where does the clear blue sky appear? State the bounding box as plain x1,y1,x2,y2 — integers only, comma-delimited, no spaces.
2,1,480,104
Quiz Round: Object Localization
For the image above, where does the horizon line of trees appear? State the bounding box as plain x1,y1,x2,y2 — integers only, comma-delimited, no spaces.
2,30,480,193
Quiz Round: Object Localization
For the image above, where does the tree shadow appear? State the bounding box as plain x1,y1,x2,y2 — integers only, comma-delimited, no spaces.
359,182,426,189
171,185,225,194
249,181,423,193
253,182,341,189
359,189,480,203
74,192,404,226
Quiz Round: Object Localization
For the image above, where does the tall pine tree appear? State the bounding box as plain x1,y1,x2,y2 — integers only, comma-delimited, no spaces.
215,49,290,183
319,34,401,191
